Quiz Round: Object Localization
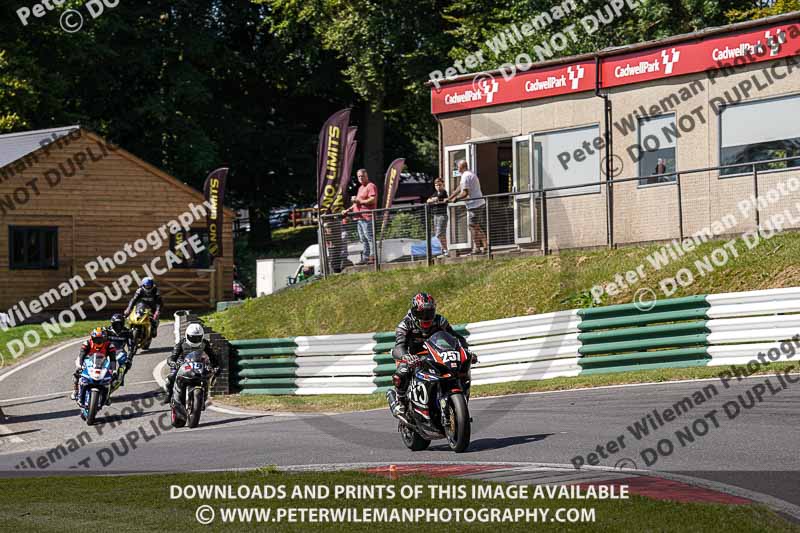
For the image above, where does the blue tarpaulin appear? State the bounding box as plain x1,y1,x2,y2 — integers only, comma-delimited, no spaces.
410,237,442,258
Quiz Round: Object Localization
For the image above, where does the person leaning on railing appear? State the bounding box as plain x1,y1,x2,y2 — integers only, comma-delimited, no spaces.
343,169,377,264
448,160,487,255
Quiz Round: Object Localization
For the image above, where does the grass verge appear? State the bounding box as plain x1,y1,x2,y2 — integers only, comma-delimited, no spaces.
0,470,796,532
209,231,800,340
0,320,104,370
215,361,799,413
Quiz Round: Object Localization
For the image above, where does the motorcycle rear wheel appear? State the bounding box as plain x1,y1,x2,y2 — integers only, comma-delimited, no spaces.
187,388,203,428
400,423,430,451
444,393,471,453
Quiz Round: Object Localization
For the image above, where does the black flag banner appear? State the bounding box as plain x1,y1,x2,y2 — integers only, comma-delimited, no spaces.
203,167,228,259
382,158,405,211
317,108,352,215
334,126,358,213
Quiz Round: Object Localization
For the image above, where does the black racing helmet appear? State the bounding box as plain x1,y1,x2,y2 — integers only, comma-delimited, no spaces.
410,292,436,331
110,313,125,331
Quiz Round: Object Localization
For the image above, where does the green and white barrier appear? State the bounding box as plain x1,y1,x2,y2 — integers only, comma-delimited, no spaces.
229,287,800,395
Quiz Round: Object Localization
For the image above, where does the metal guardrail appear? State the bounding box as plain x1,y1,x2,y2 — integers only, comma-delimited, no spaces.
319,155,800,276
227,287,800,395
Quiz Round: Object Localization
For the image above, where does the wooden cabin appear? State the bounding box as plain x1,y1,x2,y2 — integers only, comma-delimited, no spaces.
0,126,234,318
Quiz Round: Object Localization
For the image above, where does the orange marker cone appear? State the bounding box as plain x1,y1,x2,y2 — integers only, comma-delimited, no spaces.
389,464,398,481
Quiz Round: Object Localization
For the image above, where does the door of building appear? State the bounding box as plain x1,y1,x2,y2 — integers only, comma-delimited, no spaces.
444,144,474,251
512,135,536,244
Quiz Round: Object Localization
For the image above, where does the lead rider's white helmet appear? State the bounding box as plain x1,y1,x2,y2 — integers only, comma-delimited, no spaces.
185,323,204,348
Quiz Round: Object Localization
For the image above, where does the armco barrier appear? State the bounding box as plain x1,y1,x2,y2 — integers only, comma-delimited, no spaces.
229,287,800,395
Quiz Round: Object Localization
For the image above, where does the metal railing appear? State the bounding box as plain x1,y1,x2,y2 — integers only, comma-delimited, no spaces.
319,155,800,276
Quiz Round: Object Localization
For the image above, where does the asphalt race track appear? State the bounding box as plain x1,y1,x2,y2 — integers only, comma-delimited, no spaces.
1,327,798,514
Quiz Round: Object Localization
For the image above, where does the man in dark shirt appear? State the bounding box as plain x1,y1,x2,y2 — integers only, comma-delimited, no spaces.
426,177,449,253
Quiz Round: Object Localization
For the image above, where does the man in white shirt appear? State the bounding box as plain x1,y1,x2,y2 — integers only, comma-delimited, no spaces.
448,160,488,254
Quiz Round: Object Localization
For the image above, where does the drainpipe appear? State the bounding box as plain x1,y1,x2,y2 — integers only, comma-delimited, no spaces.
594,55,614,249
434,113,444,181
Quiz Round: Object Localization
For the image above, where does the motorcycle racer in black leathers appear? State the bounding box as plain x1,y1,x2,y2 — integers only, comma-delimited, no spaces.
107,313,134,386
124,277,163,340
163,323,221,405
386,292,475,418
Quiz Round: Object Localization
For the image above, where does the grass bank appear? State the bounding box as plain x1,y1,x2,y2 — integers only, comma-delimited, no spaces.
215,361,799,413
1,470,795,532
0,320,104,369
209,230,800,340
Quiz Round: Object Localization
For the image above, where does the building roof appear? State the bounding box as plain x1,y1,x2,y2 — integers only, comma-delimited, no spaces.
0,125,80,167
0,125,235,217
430,11,800,87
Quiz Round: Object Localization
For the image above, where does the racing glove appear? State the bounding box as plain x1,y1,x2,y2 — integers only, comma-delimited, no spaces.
402,354,421,366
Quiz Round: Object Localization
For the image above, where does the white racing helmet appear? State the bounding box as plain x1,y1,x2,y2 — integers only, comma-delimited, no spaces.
185,323,205,348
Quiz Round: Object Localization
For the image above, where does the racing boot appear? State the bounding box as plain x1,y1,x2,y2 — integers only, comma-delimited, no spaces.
162,374,175,405
70,372,80,401
386,387,407,418
120,361,132,387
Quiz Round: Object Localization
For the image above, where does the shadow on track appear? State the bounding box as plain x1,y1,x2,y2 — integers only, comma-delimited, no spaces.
180,416,266,430
110,388,164,404
429,433,553,453
0,428,41,439
138,346,172,355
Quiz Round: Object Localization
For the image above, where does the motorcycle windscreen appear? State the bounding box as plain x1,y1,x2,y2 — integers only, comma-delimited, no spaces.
183,351,208,364
89,353,107,368
426,331,461,352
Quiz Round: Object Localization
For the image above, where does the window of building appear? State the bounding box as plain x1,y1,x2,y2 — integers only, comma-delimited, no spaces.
9,226,58,270
638,114,676,186
534,125,601,197
170,229,211,268
720,94,800,176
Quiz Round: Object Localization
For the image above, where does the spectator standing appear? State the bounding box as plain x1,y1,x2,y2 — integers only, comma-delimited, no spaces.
427,177,449,254
448,160,487,254
344,169,378,263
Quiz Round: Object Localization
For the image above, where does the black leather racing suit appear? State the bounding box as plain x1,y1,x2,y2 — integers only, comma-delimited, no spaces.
391,312,469,400
166,339,220,403
107,325,134,374
125,287,163,338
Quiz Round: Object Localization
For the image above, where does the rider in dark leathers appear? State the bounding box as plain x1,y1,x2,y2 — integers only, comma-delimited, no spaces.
106,313,134,386
124,277,163,339
386,293,474,418
163,323,221,404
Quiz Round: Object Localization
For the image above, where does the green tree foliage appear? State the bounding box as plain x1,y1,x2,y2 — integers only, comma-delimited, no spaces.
727,0,800,22
442,0,753,72
0,0,788,238
0,50,34,132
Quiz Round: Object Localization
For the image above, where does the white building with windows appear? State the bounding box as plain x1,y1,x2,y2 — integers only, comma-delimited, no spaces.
431,13,800,252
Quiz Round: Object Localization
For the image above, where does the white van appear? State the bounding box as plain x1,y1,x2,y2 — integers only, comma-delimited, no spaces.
299,238,432,275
